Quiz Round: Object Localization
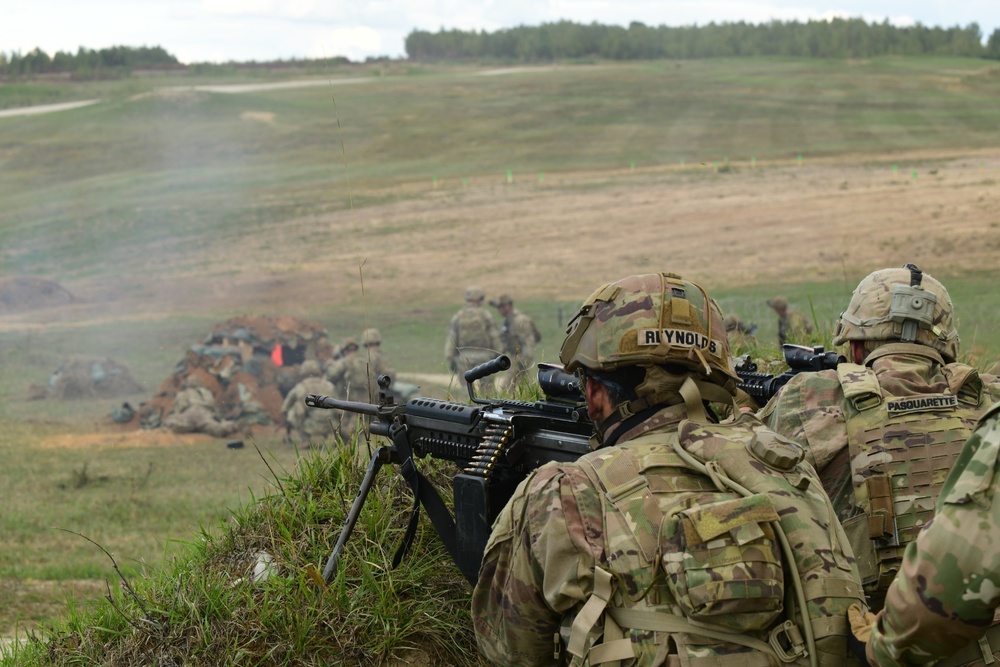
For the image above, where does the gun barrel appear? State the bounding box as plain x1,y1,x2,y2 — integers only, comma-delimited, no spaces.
304,394,380,416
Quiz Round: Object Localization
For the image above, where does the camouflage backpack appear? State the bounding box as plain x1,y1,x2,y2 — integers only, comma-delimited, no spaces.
835,350,986,599
566,412,865,666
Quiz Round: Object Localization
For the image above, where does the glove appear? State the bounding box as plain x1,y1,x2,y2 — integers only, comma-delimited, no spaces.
847,603,876,663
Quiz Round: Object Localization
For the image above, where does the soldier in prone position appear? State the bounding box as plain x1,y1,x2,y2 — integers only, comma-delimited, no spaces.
759,265,1000,641
472,272,866,666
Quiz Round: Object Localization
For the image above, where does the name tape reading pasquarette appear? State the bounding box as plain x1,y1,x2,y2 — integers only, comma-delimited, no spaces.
886,394,958,415
638,329,721,355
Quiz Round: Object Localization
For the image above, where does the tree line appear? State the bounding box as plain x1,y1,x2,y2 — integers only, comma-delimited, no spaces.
0,45,180,78
406,19,1000,61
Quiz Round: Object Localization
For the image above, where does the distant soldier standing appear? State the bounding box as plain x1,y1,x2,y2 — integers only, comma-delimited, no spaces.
339,328,395,446
490,293,541,383
767,295,814,345
444,287,501,388
281,360,337,446
761,265,1000,622
325,337,359,399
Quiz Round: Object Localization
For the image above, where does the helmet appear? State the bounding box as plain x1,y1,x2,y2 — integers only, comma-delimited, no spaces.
362,328,382,346
560,273,737,393
489,294,513,308
767,296,788,311
724,314,741,333
341,337,359,353
832,264,959,361
300,360,323,377
465,286,485,302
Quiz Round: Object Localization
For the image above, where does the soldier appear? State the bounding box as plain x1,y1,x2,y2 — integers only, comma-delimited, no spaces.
767,295,814,345
281,360,337,446
761,264,1000,617
724,312,758,347
163,375,239,438
338,328,395,447
444,286,501,388
325,337,359,397
853,403,1000,665
472,272,866,666
489,293,541,384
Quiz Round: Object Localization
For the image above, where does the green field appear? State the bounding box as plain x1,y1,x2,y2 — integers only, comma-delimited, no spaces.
2,57,1000,662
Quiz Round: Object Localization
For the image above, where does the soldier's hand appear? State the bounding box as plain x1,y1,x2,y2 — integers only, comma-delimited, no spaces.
847,603,877,664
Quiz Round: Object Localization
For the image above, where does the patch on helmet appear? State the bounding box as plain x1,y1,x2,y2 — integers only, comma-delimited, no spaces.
637,328,721,355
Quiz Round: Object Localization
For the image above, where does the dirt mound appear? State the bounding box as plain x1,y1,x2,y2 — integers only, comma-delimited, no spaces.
0,276,74,312
123,315,334,434
35,357,144,400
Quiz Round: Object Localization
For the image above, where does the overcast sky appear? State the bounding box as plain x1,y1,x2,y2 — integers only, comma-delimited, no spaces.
4,1,998,64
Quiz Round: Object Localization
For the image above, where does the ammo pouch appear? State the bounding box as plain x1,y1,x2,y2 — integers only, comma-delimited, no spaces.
662,494,784,632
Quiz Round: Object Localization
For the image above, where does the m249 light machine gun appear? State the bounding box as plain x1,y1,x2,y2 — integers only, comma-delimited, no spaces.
304,356,593,586
735,343,846,409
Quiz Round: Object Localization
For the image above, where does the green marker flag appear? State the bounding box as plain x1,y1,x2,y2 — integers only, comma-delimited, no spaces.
433,176,439,186
797,154,803,165
630,160,635,170
893,164,898,174
506,169,513,184
538,172,544,183
912,170,917,179
680,157,686,165
462,177,468,187
751,157,756,167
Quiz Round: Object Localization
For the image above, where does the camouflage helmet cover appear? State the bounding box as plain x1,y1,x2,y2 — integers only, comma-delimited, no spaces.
299,360,323,377
362,328,382,346
465,286,485,302
832,265,959,361
559,273,737,393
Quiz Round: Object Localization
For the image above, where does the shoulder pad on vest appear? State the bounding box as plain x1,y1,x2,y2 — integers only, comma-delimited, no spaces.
836,363,883,411
943,363,984,406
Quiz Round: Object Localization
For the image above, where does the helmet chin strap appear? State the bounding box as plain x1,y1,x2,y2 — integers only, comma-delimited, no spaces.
593,373,737,449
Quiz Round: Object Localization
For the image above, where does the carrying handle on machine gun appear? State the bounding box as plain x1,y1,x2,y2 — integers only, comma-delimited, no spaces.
464,355,512,403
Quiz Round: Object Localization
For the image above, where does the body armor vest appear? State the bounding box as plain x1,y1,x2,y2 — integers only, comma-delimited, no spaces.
836,357,985,599
566,416,864,667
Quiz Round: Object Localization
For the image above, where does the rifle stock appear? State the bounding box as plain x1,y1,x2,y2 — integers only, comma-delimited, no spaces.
305,357,593,585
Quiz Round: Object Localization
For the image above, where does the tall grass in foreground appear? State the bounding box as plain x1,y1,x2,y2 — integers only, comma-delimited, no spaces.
2,436,485,666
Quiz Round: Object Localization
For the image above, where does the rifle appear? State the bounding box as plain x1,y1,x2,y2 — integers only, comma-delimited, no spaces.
735,343,846,409
305,355,593,586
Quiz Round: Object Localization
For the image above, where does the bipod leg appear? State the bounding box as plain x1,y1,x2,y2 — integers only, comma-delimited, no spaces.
322,445,396,583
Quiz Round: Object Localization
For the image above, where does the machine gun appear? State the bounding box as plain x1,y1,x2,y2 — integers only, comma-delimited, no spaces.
735,343,846,408
305,356,592,586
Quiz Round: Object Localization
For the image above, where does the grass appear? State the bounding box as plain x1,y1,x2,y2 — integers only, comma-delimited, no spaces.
3,56,1000,663
4,58,1000,285
2,428,484,666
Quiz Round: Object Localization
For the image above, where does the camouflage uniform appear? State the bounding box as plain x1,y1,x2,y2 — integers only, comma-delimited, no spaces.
445,287,502,385
338,332,395,445
760,266,1000,617
867,403,1000,666
281,361,337,446
473,273,865,666
491,294,541,387
163,385,239,438
767,296,813,345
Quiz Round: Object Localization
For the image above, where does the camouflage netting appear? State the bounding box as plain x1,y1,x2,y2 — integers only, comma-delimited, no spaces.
0,275,75,312
28,357,145,400
121,315,335,432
